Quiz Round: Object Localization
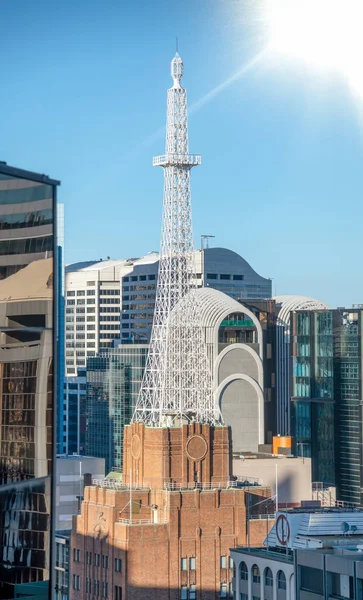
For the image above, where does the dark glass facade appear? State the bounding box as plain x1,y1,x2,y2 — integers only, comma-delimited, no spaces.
85,345,148,473
291,308,363,503
333,309,363,504
291,310,335,484
0,164,59,598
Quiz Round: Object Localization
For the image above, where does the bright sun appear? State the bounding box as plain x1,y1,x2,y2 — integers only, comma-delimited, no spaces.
262,0,363,98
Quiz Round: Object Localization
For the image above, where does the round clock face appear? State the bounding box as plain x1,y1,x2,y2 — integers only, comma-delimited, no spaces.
186,435,208,461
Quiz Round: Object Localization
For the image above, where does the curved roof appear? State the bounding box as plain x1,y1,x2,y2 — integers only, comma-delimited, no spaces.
274,294,330,326
169,287,262,335
204,247,270,281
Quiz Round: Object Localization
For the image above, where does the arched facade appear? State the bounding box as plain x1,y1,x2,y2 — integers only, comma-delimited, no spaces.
231,553,295,600
171,287,265,452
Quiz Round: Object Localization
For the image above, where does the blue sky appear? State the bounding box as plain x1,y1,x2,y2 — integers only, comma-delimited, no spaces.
1,0,362,307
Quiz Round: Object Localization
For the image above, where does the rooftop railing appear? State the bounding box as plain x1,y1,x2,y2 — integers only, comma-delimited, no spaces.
92,478,151,490
118,517,168,526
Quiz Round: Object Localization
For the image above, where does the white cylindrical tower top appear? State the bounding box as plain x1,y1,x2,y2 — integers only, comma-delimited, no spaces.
171,52,183,88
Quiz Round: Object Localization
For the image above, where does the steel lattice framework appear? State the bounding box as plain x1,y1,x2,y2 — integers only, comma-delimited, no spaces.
132,53,223,427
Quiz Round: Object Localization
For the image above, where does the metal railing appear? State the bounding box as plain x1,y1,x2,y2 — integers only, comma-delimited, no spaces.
249,513,276,520
153,153,202,167
118,517,168,526
92,478,151,490
235,476,263,486
164,481,237,490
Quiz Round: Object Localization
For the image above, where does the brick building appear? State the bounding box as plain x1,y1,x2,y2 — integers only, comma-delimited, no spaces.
70,423,273,599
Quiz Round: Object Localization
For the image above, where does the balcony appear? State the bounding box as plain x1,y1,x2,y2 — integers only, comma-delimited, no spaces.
153,153,202,167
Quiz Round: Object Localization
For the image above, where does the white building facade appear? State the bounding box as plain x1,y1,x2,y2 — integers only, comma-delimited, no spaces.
65,248,271,375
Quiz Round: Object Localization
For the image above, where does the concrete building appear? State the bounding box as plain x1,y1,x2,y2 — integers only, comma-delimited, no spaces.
56,455,105,531
232,508,363,600
64,247,271,375
65,261,122,376
70,422,274,600
171,287,265,452
233,454,312,507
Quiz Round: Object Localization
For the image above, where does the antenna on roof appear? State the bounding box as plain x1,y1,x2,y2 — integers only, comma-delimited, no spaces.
201,234,215,250
176,36,178,53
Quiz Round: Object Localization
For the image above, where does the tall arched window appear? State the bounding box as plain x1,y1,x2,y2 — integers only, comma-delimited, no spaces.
240,562,248,580
265,567,273,587
252,564,261,584
277,571,287,590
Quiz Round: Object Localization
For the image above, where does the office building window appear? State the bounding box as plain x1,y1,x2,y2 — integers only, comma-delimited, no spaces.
233,274,244,280
220,274,231,280
181,557,187,571
190,584,196,599
94,580,100,596
123,277,129,282
102,554,109,569
252,564,260,583
265,567,273,586
240,562,248,580
102,582,108,598
207,273,217,279
277,571,286,590
148,274,156,280
180,586,188,600
189,557,196,570
94,553,100,566
67,291,75,296
115,557,122,572
73,575,81,591
220,556,227,569
87,289,95,295
220,583,227,598
115,586,123,600
73,548,81,562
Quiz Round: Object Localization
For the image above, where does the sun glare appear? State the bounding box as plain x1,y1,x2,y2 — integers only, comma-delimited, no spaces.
262,0,363,98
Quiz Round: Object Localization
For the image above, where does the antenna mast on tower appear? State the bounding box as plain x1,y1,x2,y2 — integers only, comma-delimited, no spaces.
132,53,223,427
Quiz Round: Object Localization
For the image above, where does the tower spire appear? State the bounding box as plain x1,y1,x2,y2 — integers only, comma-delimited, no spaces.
132,55,223,428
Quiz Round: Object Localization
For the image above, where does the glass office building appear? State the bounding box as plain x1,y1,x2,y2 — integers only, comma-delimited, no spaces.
333,308,363,505
85,344,148,473
291,310,335,484
0,163,59,598
291,308,363,504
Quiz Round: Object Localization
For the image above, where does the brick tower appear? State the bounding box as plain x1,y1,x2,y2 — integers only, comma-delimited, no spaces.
69,54,273,600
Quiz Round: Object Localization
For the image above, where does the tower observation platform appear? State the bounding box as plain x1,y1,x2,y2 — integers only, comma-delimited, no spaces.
153,153,201,167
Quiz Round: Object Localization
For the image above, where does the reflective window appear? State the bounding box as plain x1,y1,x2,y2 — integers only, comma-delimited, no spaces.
265,567,273,586
0,167,56,597
240,562,248,580
277,571,286,590
252,564,260,583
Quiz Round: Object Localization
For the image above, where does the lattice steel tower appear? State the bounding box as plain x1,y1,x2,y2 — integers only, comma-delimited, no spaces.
132,53,223,427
